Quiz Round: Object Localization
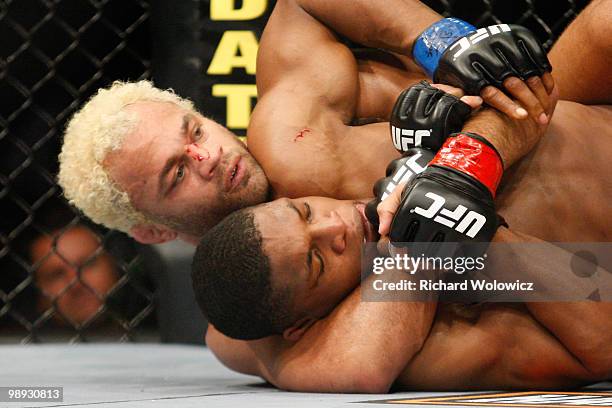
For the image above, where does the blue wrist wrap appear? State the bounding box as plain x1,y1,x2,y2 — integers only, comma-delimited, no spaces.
413,18,476,78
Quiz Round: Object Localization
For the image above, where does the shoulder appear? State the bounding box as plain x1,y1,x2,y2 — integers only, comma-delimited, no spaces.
248,94,346,198
206,325,261,376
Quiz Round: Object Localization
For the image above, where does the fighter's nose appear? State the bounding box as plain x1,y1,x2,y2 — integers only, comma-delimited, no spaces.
186,144,222,180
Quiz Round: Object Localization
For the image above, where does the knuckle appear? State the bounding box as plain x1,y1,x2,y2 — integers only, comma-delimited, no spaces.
504,77,523,91
526,76,541,86
377,204,390,215
480,86,498,99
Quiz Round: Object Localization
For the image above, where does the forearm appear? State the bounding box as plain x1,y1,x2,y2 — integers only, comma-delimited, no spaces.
293,0,440,55
492,228,612,375
252,283,437,393
462,108,542,168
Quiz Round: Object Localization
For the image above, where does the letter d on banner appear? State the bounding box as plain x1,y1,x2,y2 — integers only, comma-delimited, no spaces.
211,0,267,20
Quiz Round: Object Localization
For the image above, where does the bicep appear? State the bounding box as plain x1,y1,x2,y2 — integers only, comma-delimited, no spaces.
257,0,359,118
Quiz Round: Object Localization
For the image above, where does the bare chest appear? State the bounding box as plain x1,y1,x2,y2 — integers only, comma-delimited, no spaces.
260,122,400,200
497,104,612,241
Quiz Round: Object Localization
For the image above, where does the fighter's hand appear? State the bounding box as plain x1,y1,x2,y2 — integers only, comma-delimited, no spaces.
480,72,555,124
377,133,505,258
413,19,553,124
377,179,406,239
365,150,434,257
390,81,479,153
365,148,434,229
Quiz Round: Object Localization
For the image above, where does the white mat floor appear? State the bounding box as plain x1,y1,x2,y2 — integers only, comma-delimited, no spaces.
2,344,610,408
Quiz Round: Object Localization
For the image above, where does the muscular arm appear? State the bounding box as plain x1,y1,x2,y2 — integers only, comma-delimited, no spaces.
548,0,612,105
293,0,555,121
493,228,612,378
207,277,436,393
283,0,556,167
250,281,436,393
462,108,536,168
293,0,440,54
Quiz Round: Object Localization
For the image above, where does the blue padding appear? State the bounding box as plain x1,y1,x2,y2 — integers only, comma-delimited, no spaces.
413,18,476,78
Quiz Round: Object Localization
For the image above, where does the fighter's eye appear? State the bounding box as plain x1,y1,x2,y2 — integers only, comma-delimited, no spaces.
175,163,186,184
304,202,312,222
193,126,203,141
314,250,325,276
308,249,325,282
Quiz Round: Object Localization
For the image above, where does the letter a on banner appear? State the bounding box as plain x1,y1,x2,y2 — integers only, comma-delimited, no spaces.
207,31,258,75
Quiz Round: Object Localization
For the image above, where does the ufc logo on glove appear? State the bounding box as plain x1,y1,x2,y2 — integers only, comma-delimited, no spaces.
450,24,512,60
391,126,432,150
412,192,487,238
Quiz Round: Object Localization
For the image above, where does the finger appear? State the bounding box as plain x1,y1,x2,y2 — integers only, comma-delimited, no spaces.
432,82,481,109
542,72,555,94
377,182,407,236
503,76,548,125
526,76,551,125
378,211,394,237
377,236,391,256
430,83,465,98
525,76,550,114
546,81,560,117
480,85,528,119
459,95,483,110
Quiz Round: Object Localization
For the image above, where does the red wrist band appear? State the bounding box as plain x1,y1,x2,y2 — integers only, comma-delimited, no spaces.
430,133,503,197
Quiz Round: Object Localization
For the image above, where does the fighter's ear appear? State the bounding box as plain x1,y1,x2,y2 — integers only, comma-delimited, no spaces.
129,224,178,244
282,317,317,342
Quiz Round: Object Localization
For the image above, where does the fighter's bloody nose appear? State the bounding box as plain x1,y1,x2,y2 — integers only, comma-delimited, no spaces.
186,143,210,162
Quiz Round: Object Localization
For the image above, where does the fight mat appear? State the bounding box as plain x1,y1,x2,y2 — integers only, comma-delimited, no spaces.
2,344,611,408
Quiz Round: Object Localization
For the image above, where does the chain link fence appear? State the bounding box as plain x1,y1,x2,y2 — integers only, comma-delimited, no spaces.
0,0,156,343
424,0,590,50
0,0,589,344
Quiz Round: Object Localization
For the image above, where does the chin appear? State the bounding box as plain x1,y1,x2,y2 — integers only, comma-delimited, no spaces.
244,174,270,205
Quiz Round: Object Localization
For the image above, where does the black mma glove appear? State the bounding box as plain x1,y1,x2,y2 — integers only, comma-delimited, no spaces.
391,81,471,152
365,148,435,228
389,133,505,258
413,18,551,95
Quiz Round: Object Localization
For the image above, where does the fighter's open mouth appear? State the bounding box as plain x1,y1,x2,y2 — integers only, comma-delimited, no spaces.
226,155,244,192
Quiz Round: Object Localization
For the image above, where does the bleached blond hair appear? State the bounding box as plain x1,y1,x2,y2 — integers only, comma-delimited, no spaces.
58,80,195,233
